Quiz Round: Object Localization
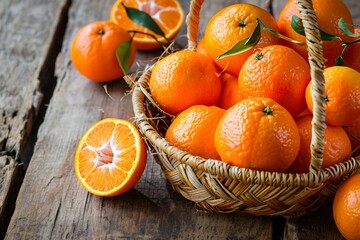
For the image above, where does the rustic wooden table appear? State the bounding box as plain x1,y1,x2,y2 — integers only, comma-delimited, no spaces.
0,0,359,239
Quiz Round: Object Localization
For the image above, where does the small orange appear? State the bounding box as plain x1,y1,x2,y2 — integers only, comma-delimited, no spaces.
287,115,351,173
238,45,311,117
165,105,225,160
149,50,222,115
217,73,243,110
203,3,281,76
333,173,360,240
215,97,300,172
342,28,360,73
74,118,147,197
110,0,184,50
70,21,136,82
196,38,208,57
278,0,353,67
305,66,360,127
344,117,360,157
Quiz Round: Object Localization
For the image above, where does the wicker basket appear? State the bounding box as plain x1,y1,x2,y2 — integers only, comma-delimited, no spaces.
130,0,360,218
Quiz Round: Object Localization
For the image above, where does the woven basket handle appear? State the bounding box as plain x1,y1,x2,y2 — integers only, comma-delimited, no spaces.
296,0,326,174
186,0,327,173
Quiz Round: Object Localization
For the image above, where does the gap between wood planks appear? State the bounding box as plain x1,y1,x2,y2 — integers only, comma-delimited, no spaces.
0,0,72,238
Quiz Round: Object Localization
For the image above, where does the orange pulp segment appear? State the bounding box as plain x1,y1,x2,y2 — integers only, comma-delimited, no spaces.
110,0,184,50
74,118,147,197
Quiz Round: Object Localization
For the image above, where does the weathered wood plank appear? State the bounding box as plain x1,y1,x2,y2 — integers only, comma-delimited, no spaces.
0,0,69,157
5,0,274,239
284,204,345,240
0,156,21,239
0,0,69,236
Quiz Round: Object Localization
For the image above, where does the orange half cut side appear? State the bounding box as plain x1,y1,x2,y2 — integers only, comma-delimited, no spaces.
74,118,147,197
110,0,184,50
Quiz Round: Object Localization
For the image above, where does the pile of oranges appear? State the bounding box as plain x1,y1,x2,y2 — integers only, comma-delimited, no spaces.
154,0,359,174
71,0,360,238
149,1,359,238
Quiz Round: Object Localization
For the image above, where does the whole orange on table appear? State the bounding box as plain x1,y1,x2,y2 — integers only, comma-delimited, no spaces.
165,105,225,160
215,97,300,172
203,3,281,76
238,45,311,117
305,66,360,127
71,21,136,82
278,0,354,67
287,114,352,173
333,173,360,240
74,118,147,197
110,0,184,50
149,50,221,115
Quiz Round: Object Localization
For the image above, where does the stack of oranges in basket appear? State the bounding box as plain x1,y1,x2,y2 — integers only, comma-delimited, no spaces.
150,0,359,174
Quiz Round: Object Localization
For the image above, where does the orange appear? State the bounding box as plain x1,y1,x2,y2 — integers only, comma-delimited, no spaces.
287,115,351,173
110,0,184,50
74,118,147,197
278,0,353,67
345,117,360,157
196,38,208,57
333,173,360,240
165,105,225,160
217,73,243,110
203,3,281,76
215,97,300,172
70,21,136,82
238,45,311,117
305,66,360,127
342,28,360,73
149,50,222,115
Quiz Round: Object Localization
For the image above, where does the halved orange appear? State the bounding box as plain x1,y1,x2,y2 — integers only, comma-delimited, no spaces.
74,118,147,197
110,0,184,50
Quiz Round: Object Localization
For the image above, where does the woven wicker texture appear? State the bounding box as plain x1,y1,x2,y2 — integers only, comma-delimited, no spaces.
131,0,360,218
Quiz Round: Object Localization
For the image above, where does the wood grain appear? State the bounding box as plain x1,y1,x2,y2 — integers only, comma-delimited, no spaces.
5,0,273,239
0,0,69,157
0,156,20,238
0,0,69,236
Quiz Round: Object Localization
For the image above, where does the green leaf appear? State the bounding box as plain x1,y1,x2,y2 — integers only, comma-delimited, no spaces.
335,56,346,66
217,23,261,60
291,15,337,41
121,3,168,41
245,22,261,46
291,16,305,35
116,41,132,75
217,38,252,60
338,18,360,37
257,18,305,45
320,31,338,41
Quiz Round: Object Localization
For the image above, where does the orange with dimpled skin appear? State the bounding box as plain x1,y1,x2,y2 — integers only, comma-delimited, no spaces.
215,97,300,172
203,3,281,76
149,50,222,116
